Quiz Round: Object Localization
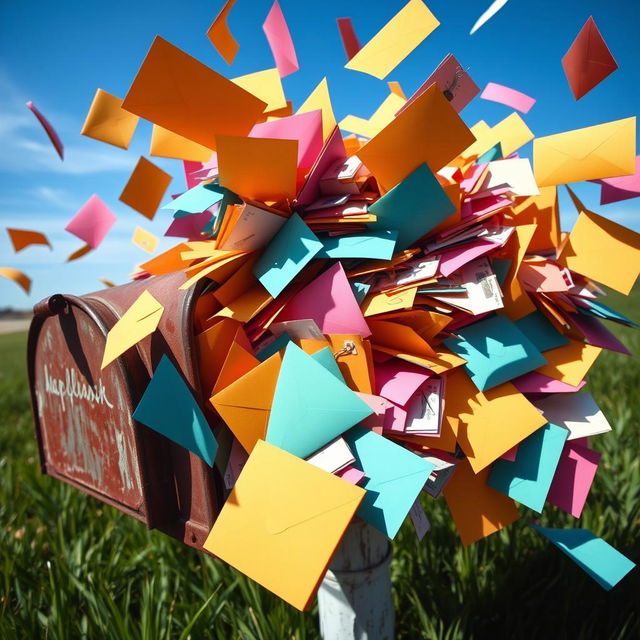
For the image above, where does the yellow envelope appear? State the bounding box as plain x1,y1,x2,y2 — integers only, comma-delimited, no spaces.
510,186,560,252
122,36,266,149
216,135,298,202
150,125,213,162
358,83,475,190
462,113,533,162
81,88,139,149
361,287,417,317
558,186,640,295
101,290,163,368
533,116,636,187
132,226,159,253
339,92,406,139
232,68,287,114
345,0,439,79
443,458,520,546
296,78,337,142
203,440,365,611
535,340,602,387
119,156,172,220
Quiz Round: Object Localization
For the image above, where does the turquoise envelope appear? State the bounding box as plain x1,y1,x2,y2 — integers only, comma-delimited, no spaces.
343,427,435,539
317,230,398,260
266,344,372,458
255,333,292,362
310,346,346,382
444,314,548,391
488,422,568,512
531,525,636,590
162,182,224,213
369,163,456,250
477,142,503,163
133,355,218,466
253,213,323,298
515,311,569,352
350,281,371,305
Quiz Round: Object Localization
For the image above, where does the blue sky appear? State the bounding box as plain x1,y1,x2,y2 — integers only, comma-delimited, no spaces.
0,0,638,308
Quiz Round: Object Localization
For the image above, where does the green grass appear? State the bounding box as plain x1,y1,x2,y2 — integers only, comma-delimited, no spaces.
0,291,638,639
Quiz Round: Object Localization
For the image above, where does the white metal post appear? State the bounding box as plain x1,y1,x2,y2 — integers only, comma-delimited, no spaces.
318,522,395,639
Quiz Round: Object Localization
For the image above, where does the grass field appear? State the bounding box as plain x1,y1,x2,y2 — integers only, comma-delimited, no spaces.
1,292,638,639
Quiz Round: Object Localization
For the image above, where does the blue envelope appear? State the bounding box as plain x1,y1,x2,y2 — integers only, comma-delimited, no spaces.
317,230,398,260
133,355,218,466
515,311,569,352
531,525,636,590
444,314,548,391
488,422,568,512
266,344,372,458
253,213,323,298
369,163,456,250
162,182,224,213
343,427,435,539
350,281,371,305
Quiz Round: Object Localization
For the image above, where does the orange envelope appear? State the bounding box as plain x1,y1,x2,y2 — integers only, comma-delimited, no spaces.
119,156,172,220
535,340,601,387
215,284,274,323
66,244,92,262
139,243,191,276
81,88,139,149
216,135,298,202
558,187,640,295
510,186,560,252
6,228,51,252
180,251,248,290
358,84,475,190
213,254,260,306
0,267,31,294
443,458,520,546
206,0,239,64
203,440,364,611
122,36,266,149
211,341,260,395
326,334,374,393
210,352,283,453
375,344,465,375
150,125,213,162
369,319,437,358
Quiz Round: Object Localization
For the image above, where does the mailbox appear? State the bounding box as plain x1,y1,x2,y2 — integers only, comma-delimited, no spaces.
27,271,225,551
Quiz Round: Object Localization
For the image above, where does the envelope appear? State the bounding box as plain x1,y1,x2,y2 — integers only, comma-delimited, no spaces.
133,355,218,466
6,228,51,252
511,371,586,394
211,340,260,395
339,92,406,139
344,426,435,538
26,100,63,159
216,134,298,203
488,422,569,512
361,287,417,317
318,230,398,261
481,158,539,196
81,88,139,149
510,186,560,251
557,186,640,295
65,244,92,263
462,113,533,161
119,156,172,220
443,458,520,546
444,314,548,391
122,36,266,149
0,267,30,294
277,262,371,337
533,117,636,187
515,310,569,352
375,358,431,406
206,0,238,64
232,67,287,113
211,351,283,453
531,525,635,591
163,182,224,214
150,125,213,162
217,202,288,252
296,78,337,142
132,226,159,253
535,340,601,387
480,82,535,113
369,319,437,359
65,194,116,249
369,163,457,249
139,243,191,276
263,0,299,78
561,17,618,101
546,441,601,518
266,344,373,458
203,440,364,611
358,83,475,191
344,0,439,80
324,334,375,393
595,155,640,204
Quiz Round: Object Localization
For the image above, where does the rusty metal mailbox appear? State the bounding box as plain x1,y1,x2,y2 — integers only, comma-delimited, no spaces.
27,271,223,551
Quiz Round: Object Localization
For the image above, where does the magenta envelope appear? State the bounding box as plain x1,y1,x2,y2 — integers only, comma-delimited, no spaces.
164,209,213,239
375,359,431,406
65,194,116,249
592,156,640,205
276,261,371,336
480,82,536,114
511,371,586,394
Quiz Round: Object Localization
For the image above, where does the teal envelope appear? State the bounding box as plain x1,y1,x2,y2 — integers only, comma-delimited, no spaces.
162,182,224,213
488,422,568,512
369,163,456,250
577,298,639,327
477,142,503,163
310,346,346,382
350,281,371,305
490,257,512,286
255,333,292,361
531,525,636,590
266,344,372,458
444,314,548,391
133,355,218,466
515,311,569,352
253,213,323,298
343,427,435,539
317,230,398,260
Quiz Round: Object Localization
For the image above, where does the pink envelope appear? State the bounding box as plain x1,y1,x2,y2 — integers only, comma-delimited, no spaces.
375,359,431,406
480,82,536,114
593,156,640,205
164,209,213,239
297,127,348,206
335,466,366,485
65,194,116,249
276,262,371,336
262,0,299,78
461,193,512,219
546,441,601,518
438,239,499,277
384,402,407,432
511,371,586,394
500,445,519,462
250,109,323,171
568,313,631,355
519,262,570,292
459,163,488,192
26,100,64,160
355,392,392,434
183,160,205,190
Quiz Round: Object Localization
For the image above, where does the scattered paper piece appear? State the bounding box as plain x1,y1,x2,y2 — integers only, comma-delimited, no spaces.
81,88,139,149
480,82,535,113
470,0,509,35
0,267,31,294
26,101,63,159
132,226,159,253
6,228,51,252
263,1,299,78
337,17,361,61
65,194,116,249
119,156,172,220
206,0,239,64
